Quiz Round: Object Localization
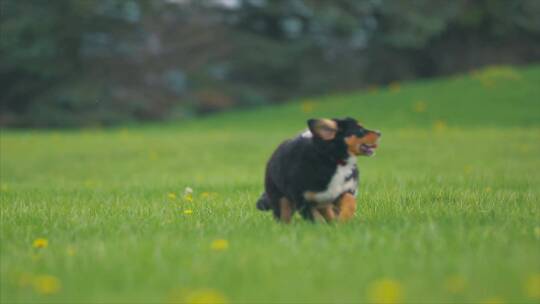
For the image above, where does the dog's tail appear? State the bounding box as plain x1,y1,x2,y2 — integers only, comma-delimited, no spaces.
256,192,271,211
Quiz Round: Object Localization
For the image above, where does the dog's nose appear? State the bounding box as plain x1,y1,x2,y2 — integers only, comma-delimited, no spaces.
374,130,382,137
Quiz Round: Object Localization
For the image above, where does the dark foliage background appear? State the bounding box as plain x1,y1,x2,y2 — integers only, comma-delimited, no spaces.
1,0,539,127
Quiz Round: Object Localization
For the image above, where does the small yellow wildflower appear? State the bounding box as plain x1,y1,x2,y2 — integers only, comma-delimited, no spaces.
413,101,427,113
481,297,504,304
211,239,229,251
184,187,194,202
32,275,61,295
33,238,48,249
201,192,218,199
389,82,401,93
301,101,315,113
184,209,193,215
433,120,448,132
444,275,466,294
525,274,540,299
84,179,98,188
168,192,177,200
66,246,76,256
367,278,403,304
184,289,228,304
485,187,492,193
149,151,159,160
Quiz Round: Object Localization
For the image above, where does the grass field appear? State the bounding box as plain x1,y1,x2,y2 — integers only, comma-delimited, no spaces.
1,65,540,303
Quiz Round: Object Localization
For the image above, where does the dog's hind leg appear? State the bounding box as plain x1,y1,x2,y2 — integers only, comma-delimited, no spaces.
298,205,324,223
274,197,294,224
256,193,271,210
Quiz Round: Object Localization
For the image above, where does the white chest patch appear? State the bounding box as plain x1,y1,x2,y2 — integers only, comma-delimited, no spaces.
304,156,358,205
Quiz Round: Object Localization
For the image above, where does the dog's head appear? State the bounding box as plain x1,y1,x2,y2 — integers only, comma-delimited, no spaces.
307,117,381,157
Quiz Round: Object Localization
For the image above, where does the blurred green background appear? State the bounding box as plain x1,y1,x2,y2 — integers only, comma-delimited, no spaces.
1,0,539,127
1,1,540,303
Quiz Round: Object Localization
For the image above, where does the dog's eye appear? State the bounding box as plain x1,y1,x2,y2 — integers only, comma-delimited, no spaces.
355,129,366,137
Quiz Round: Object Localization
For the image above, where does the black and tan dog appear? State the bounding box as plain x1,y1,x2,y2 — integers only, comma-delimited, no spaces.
256,117,381,223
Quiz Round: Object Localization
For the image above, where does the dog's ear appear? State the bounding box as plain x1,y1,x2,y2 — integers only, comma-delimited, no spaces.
307,119,337,140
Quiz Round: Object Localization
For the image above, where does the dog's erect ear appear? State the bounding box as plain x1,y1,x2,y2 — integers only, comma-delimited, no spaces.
307,119,338,140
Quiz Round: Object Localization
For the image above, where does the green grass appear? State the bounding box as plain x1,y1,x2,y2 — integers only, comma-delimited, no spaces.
1,65,540,303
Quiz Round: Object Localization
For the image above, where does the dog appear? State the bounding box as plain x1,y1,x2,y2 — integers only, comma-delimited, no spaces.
256,117,381,223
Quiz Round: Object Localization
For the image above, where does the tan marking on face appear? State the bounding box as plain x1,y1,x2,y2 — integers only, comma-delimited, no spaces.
336,193,356,221
344,131,381,156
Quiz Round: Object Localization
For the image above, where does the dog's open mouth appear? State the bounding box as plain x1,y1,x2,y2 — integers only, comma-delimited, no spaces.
360,143,378,156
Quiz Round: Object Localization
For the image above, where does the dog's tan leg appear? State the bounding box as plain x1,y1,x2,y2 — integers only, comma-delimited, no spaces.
311,208,326,223
279,197,293,224
317,205,336,223
336,193,356,221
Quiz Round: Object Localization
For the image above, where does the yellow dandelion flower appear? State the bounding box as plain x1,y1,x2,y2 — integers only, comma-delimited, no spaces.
201,192,211,198
485,187,492,193
33,238,48,249
413,101,427,113
149,151,159,161
84,179,98,188
66,246,76,256
301,101,315,113
389,82,401,93
184,187,194,202
367,278,403,304
433,120,448,132
32,275,61,295
525,274,540,299
185,289,228,304
211,239,229,251
168,192,177,200
481,297,504,304
184,209,193,215
444,275,466,294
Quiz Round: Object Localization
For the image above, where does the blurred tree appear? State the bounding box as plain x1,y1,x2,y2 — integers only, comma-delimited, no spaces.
0,0,539,127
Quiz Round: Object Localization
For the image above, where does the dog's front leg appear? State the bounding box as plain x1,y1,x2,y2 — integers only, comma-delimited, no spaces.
336,193,356,221
310,208,326,223
317,205,336,223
